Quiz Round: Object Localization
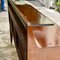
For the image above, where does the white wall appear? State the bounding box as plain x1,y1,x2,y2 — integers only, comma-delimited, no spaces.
37,0,56,8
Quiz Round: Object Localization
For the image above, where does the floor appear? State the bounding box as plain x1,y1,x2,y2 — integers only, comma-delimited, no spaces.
0,1,18,60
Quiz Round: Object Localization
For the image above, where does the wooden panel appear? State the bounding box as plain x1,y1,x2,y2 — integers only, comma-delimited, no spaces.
8,4,27,60
28,26,60,60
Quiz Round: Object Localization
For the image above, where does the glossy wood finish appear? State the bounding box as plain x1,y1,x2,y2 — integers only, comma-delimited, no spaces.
15,4,53,25
28,25,60,48
8,0,60,60
28,26,60,60
16,4,41,24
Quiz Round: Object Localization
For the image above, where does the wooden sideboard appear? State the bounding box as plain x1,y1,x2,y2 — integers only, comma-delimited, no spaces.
8,0,60,60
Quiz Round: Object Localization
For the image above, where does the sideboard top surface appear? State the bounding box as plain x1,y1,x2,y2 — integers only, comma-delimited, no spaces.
8,0,55,27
